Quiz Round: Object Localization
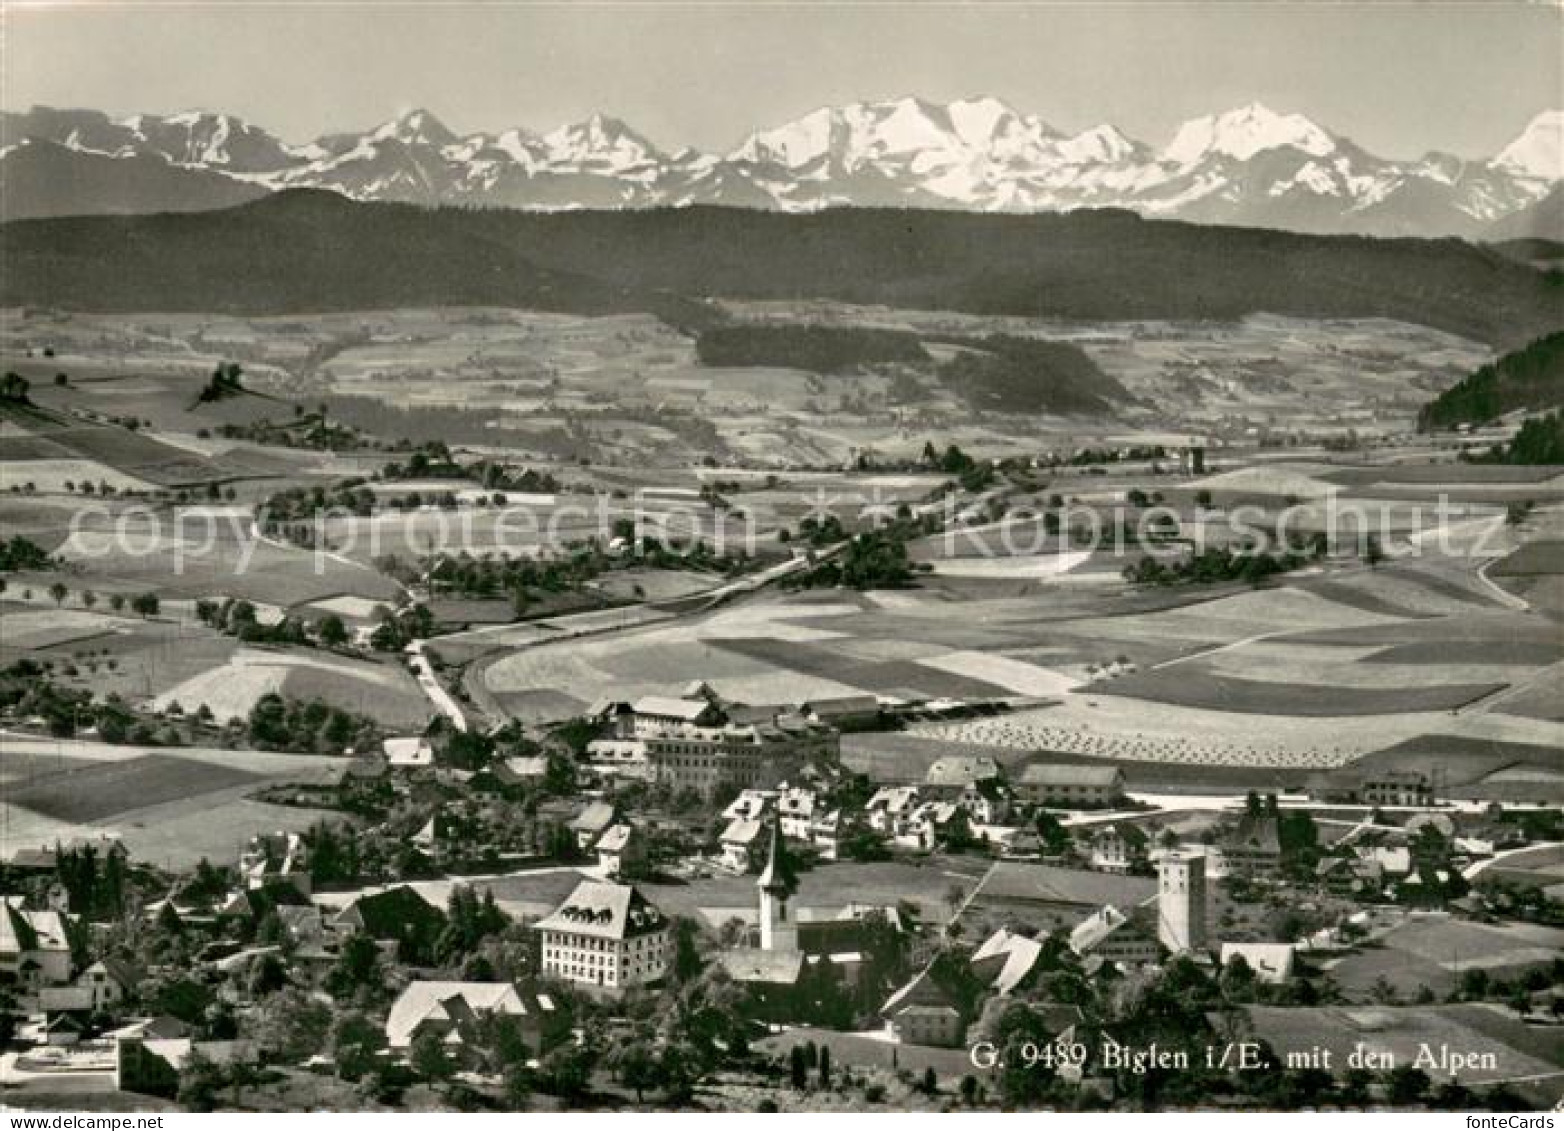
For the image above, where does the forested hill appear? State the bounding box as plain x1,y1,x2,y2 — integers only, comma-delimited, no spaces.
3,190,1561,349
1418,331,1564,430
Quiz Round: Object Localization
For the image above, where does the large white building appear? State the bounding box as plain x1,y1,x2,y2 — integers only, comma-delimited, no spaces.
585,686,838,799
533,880,672,994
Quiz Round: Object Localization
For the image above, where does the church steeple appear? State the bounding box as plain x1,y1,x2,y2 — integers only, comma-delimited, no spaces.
757,816,798,897
757,816,798,952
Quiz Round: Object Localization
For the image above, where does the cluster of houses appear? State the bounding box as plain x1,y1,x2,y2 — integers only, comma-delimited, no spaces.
2,673,1548,1101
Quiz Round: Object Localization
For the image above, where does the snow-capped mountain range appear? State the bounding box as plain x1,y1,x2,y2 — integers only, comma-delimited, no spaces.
3,98,1559,237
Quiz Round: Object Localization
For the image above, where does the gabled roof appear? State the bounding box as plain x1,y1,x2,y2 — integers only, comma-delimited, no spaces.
533,880,667,940
925,756,1000,788
803,695,880,719
970,927,1045,995
881,964,961,1018
385,981,542,1047
717,949,806,985
334,885,445,939
84,956,144,989
631,696,719,722
596,824,636,854
569,800,618,835
722,817,765,847
1069,904,1150,957
1,899,69,954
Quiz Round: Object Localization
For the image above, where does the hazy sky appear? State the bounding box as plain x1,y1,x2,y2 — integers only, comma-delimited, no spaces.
5,2,1560,158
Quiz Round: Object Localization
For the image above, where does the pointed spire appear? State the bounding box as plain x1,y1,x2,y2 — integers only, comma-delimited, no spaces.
757,816,797,897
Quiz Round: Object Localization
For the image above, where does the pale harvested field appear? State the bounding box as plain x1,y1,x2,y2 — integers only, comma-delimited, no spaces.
151,647,420,723
916,650,1078,697
925,550,1092,578
0,608,137,650
0,459,158,494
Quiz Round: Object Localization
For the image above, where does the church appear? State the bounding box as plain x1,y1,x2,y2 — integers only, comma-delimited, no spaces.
716,818,901,1024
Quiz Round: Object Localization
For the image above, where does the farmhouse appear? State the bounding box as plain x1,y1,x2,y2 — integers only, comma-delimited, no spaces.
1015,764,1126,808
533,880,672,994
974,862,1157,933
881,965,967,1048
923,755,1001,794
385,981,563,1051
802,695,881,728
970,927,1046,995
331,885,447,953
1069,905,1160,967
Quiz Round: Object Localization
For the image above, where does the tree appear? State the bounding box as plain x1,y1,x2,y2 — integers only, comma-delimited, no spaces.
609,1036,659,1102
502,1063,533,1109
252,987,331,1063
1383,1065,1430,1106
48,582,68,607
330,1010,385,1081
410,1028,455,1084
248,953,288,997
130,592,160,618
817,1045,832,1089
317,614,349,648
177,1048,225,1112
789,1044,808,1089
1363,535,1385,570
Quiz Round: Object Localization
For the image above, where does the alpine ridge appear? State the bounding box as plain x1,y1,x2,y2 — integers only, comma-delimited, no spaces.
2,99,1559,237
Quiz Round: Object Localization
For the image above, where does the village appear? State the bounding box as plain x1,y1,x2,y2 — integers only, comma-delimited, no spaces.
2,680,1561,1111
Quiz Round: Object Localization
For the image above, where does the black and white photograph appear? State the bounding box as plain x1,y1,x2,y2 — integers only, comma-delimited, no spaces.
0,0,1561,1116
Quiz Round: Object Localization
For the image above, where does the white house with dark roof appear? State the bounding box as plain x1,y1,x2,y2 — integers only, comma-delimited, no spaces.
533,880,671,993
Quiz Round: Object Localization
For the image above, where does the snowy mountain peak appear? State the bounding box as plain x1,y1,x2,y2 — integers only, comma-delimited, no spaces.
372,108,457,148
544,114,663,168
1163,102,1336,166
946,96,1025,147
1493,109,1563,181
1058,123,1142,165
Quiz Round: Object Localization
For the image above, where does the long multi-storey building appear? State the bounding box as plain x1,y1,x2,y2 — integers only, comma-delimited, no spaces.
587,685,839,799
